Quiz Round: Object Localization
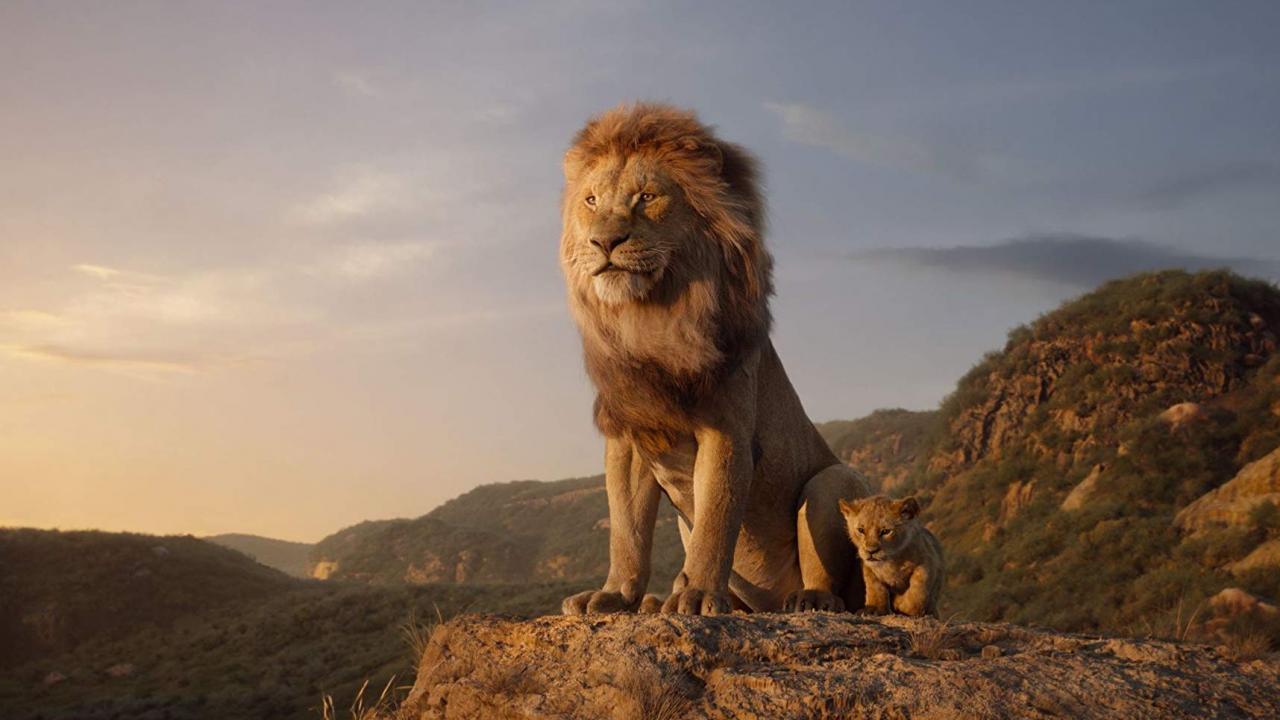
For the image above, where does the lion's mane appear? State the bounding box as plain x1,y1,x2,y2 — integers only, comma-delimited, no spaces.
560,103,775,452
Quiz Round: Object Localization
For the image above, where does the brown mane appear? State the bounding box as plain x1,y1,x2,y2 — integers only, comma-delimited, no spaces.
560,103,774,451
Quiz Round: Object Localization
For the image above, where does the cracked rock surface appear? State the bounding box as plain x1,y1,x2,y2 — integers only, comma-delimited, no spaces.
397,613,1280,719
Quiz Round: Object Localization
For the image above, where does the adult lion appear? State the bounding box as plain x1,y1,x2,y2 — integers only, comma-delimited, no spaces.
559,103,870,615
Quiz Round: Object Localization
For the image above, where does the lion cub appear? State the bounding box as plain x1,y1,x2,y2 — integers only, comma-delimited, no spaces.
839,495,944,617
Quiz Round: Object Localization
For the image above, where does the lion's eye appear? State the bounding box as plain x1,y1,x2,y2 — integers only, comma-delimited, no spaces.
584,195,597,207
639,192,657,202
855,527,864,535
881,529,893,537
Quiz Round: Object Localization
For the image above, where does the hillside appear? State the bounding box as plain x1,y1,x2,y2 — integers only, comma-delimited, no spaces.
0,529,296,669
309,477,685,588
816,408,937,493
830,270,1280,645
398,613,1280,719
205,533,314,578
0,528,576,720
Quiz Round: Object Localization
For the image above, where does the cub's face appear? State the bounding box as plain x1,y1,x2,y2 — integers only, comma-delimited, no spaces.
839,496,921,562
561,154,702,305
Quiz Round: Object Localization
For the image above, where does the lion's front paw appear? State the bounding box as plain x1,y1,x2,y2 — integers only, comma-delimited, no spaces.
561,589,641,615
660,587,732,616
784,589,846,613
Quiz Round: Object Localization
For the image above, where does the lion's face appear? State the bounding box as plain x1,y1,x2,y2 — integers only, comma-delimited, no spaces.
839,496,922,563
561,154,704,306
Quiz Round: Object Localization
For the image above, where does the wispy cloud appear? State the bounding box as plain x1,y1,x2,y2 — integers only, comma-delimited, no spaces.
72,263,123,280
856,234,1280,288
1135,162,1280,210
764,101,989,179
304,241,434,281
287,168,412,227
2,343,204,373
0,264,302,374
332,70,380,98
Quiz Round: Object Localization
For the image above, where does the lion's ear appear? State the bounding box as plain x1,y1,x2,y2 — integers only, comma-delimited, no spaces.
897,497,920,519
563,147,589,183
838,498,859,517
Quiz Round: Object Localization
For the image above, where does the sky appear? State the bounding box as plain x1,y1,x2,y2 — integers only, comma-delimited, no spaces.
2,1,1278,542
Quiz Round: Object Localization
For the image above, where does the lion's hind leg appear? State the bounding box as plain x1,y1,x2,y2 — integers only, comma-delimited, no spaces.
786,464,870,613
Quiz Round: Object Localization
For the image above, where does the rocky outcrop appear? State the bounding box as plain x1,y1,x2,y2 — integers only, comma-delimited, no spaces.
928,274,1279,482
1159,401,1206,430
1176,447,1280,531
1060,464,1106,511
1230,539,1280,574
397,614,1280,720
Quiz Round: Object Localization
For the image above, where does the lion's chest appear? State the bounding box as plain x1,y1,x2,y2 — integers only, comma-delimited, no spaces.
643,437,697,518
866,558,917,591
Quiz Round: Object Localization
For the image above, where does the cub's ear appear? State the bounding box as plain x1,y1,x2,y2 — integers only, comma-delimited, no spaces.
897,497,920,519
838,498,860,516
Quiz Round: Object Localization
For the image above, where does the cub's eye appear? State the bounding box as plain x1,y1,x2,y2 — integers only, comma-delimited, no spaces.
881,529,893,537
639,192,657,202
855,527,864,535
584,195,597,207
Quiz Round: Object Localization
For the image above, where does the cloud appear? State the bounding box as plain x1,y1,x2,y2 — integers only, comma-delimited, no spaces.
856,234,1280,288
0,264,304,374
764,101,987,179
72,263,123,280
332,70,380,98
304,241,434,281
2,343,203,373
287,168,412,227
1136,162,1280,210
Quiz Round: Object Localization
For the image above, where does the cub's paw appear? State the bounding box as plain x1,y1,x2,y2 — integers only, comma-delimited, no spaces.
561,590,641,615
783,589,846,613
660,588,732,616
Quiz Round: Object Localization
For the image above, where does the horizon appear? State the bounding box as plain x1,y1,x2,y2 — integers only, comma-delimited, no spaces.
3,1,1280,543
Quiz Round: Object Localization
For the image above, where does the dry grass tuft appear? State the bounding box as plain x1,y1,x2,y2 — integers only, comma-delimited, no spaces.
974,625,1007,647
907,619,964,661
1172,596,1207,643
1220,631,1273,663
322,676,397,720
400,603,446,669
612,660,696,720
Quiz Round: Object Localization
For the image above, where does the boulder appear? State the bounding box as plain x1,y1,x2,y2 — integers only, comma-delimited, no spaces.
1061,464,1106,511
1158,402,1205,430
1229,539,1280,575
1175,448,1280,531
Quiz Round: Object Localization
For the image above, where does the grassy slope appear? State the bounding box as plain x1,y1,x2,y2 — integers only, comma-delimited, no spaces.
0,529,295,669
2,581,575,720
903,271,1280,637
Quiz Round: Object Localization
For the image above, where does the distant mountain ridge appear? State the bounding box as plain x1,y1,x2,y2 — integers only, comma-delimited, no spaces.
204,533,314,578
308,477,685,587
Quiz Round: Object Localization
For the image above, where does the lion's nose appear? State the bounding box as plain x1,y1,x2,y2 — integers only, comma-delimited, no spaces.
590,234,630,254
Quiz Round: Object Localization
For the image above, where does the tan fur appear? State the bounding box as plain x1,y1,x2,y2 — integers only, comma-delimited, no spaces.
558,103,870,616
839,496,945,617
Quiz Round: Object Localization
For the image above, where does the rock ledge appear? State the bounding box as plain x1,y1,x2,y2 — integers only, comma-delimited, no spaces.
398,613,1279,719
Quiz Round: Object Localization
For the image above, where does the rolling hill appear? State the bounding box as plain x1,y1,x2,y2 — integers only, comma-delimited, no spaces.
0,530,574,720
0,529,296,670
204,534,314,578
